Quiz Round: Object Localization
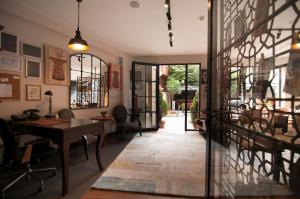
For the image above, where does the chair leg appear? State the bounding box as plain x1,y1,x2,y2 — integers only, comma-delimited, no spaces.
82,135,89,160
120,122,125,140
2,172,27,196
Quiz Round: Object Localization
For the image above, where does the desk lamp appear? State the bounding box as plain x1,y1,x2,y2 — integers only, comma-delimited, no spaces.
44,90,54,118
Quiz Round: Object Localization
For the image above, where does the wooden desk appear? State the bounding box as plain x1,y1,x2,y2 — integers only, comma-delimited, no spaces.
12,118,105,196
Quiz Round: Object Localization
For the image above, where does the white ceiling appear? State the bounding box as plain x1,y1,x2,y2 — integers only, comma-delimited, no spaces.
4,0,208,56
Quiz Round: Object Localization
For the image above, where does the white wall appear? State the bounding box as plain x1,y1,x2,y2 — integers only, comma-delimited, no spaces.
134,55,208,114
0,11,133,119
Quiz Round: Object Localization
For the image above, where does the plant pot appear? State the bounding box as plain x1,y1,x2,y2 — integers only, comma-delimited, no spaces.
159,120,165,128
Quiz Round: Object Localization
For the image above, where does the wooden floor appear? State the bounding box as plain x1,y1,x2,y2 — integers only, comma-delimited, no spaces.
81,189,203,199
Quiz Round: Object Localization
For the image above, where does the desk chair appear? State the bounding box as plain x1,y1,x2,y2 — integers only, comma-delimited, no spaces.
0,118,56,199
112,105,142,139
57,109,88,160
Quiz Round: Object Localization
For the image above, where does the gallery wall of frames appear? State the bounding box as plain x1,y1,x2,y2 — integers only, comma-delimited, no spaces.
209,0,300,197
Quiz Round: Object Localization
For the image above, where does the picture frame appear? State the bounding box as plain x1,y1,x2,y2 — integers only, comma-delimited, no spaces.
109,64,121,90
21,42,42,59
44,45,70,86
25,59,41,79
26,84,41,101
0,54,21,72
0,32,18,54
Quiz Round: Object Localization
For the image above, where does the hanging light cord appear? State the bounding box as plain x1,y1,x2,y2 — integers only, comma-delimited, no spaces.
77,0,81,31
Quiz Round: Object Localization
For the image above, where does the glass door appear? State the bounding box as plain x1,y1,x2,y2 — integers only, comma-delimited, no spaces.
132,62,159,131
185,64,201,131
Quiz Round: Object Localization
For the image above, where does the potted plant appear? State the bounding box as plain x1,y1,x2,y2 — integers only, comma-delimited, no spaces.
190,91,199,129
158,92,168,128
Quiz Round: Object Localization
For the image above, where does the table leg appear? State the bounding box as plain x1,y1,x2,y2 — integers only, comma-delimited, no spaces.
60,142,70,196
272,150,281,182
96,135,104,171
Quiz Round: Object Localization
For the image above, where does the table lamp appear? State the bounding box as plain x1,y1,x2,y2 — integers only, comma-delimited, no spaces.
44,90,54,118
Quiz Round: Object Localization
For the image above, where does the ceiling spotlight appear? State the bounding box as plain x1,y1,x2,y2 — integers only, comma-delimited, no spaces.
129,1,140,8
166,12,172,21
164,0,169,8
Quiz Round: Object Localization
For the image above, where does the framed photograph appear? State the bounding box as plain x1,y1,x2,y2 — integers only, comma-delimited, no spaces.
44,45,69,86
21,42,42,59
25,59,41,78
0,54,21,72
0,32,18,54
26,84,41,101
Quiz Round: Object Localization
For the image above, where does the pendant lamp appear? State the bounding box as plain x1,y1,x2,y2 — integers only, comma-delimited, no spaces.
68,0,89,51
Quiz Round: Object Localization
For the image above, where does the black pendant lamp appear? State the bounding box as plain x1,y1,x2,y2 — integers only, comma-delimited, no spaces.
68,0,89,51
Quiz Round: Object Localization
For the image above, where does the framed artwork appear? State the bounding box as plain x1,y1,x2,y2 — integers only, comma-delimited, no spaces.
0,32,18,54
21,42,42,59
0,54,21,72
225,22,232,48
109,64,120,90
25,59,41,78
26,84,41,101
234,9,247,47
44,45,69,86
252,0,269,37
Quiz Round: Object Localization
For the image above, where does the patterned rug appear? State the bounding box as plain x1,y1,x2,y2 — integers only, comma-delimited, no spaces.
92,129,206,197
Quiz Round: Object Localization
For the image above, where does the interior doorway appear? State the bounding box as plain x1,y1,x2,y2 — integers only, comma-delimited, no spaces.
159,64,201,131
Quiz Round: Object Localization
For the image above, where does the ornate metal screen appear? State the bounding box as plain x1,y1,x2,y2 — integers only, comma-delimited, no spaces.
209,0,300,197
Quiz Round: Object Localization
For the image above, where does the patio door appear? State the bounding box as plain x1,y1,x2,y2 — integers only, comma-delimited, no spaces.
132,62,159,131
185,64,201,131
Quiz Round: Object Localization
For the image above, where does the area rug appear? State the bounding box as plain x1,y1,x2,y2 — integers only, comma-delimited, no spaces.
92,129,206,197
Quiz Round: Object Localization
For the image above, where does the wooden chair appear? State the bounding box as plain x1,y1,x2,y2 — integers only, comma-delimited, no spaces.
57,109,89,160
236,109,288,184
112,105,142,139
0,118,56,199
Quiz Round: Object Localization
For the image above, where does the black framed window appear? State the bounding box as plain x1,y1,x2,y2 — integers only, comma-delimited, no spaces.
70,53,109,109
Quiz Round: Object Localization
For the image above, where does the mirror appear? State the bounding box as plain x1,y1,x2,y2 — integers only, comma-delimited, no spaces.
70,53,109,109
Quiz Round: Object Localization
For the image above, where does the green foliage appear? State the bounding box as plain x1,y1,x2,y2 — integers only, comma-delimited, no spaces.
166,77,181,94
190,91,199,123
159,92,168,121
168,65,199,86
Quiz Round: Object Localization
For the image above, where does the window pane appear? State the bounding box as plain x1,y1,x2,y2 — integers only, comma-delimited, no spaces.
70,55,81,71
82,54,92,73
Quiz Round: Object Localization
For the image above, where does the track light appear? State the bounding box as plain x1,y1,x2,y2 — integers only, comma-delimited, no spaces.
164,0,169,8
169,32,174,39
168,22,172,32
170,40,173,47
166,12,172,21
